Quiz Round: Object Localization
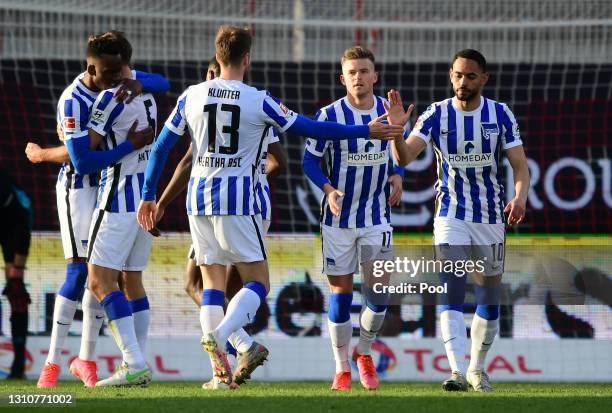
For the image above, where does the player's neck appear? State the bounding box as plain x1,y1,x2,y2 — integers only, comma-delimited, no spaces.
81,73,100,92
346,93,374,111
453,94,482,112
219,67,245,82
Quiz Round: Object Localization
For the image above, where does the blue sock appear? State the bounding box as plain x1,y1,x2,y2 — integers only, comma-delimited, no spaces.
474,284,500,320
101,291,132,321
439,270,467,311
129,296,150,313
366,301,387,313
244,282,267,302
328,293,353,323
226,341,237,357
202,289,225,306
58,262,87,301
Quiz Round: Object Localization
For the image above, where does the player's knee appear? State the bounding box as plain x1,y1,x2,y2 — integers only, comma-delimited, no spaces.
476,304,499,320
328,292,353,323
86,276,106,302
58,262,87,301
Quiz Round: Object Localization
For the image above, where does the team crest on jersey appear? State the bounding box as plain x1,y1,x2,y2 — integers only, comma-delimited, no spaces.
91,109,106,123
481,123,499,140
63,117,76,131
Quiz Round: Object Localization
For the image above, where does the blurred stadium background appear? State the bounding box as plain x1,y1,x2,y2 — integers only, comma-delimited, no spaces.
0,0,610,382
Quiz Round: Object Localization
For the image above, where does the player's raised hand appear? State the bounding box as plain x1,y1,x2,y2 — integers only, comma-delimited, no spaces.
115,78,143,103
387,174,403,206
127,121,155,150
384,89,414,127
323,184,344,216
137,200,158,231
504,197,526,226
25,142,44,163
367,115,404,140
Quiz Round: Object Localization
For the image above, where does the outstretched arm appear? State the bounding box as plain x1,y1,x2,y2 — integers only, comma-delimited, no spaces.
134,71,171,94
286,114,404,141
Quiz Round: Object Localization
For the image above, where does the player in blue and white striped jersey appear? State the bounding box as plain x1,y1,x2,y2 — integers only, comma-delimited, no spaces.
28,32,167,389
79,82,159,387
390,49,530,392
153,57,287,389
137,26,404,386
302,46,405,391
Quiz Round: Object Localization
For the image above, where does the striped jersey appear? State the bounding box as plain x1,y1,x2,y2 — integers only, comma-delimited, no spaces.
165,78,297,216
411,96,522,224
255,128,279,221
56,73,100,189
305,96,392,228
87,87,158,213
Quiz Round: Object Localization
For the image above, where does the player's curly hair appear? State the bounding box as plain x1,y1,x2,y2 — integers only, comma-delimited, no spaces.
86,31,125,60
215,25,252,67
341,45,375,66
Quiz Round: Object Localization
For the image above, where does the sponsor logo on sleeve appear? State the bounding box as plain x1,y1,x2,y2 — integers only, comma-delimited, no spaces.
63,117,76,132
92,109,106,123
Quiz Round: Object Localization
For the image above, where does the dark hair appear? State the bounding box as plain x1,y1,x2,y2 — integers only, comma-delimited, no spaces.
87,31,124,59
452,49,487,72
215,25,252,67
109,30,133,64
341,45,375,66
208,56,221,77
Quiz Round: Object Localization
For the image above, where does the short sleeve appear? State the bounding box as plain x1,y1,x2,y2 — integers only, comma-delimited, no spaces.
500,104,523,150
410,104,437,143
59,96,90,141
164,89,189,135
261,93,298,132
304,110,330,157
87,90,125,137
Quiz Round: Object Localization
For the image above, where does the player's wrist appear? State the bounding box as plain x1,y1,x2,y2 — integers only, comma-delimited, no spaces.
322,183,336,195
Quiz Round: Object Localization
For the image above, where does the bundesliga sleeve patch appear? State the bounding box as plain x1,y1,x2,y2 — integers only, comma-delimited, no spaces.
63,116,76,132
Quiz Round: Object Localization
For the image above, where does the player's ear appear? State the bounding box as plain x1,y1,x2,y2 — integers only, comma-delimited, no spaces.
448,68,453,81
340,74,346,86
243,52,251,68
373,70,379,84
481,71,490,85
87,64,96,77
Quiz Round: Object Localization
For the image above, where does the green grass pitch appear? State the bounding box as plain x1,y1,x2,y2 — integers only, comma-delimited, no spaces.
2,381,611,413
